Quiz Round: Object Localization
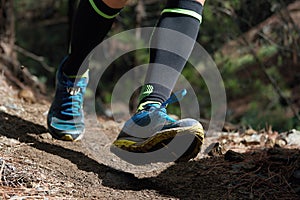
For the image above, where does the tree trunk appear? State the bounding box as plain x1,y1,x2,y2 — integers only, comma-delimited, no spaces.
0,0,16,60
0,0,46,96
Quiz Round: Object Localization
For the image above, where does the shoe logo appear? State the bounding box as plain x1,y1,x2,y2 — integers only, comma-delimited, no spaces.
138,84,154,102
67,87,81,95
143,84,154,94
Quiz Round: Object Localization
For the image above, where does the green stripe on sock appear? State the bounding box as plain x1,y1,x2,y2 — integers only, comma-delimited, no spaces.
138,84,154,103
161,8,202,23
89,0,119,19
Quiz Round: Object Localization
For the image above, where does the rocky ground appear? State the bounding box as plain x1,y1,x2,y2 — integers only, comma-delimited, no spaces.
0,74,299,199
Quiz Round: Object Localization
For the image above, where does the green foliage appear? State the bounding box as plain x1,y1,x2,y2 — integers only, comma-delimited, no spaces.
200,2,240,52
14,0,69,86
240,102,295,131
258,45,278,58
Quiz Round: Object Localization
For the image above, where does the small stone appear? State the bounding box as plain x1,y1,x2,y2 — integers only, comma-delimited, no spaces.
286,129,300,146
39,133,53,140
208,142,225,157
243,134,262,145
275,138,287,147
224,150,245,162
244,128,257,135
276,129,300,146
0,136,20,147
18,89,36,103
0,105,7,112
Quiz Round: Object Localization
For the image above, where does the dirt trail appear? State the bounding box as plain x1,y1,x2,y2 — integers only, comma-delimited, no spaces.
0,75,299,199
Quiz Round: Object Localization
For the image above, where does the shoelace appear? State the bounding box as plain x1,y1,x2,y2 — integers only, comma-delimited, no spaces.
161,89,187,108
60,79,86,117
152,89,187,123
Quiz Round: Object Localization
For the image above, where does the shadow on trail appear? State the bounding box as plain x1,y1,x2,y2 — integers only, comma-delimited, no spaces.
0,111,138,187
0,111,299,200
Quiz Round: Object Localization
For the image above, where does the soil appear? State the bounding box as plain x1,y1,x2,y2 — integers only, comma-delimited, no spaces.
0,74,299,200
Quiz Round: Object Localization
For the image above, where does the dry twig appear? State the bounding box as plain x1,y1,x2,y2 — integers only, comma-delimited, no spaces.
0,159,5,184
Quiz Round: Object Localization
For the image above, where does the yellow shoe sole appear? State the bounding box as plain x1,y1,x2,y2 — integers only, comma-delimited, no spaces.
111,124,204,164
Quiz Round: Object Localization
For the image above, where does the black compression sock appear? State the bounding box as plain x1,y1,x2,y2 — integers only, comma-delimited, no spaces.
62,0,121,76
139,0,203,105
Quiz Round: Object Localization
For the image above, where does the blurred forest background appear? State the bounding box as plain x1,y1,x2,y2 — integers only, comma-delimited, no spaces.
1,0,300,131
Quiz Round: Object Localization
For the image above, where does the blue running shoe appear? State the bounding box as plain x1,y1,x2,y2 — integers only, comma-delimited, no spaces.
47,58,88,141
111,89,204,165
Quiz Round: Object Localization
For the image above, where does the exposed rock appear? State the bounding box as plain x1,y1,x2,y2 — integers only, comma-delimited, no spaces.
224,150,245,162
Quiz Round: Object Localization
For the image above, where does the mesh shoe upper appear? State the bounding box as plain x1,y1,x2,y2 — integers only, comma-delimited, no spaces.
47,59,88,141
118,89,198,140
112,89,204,164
